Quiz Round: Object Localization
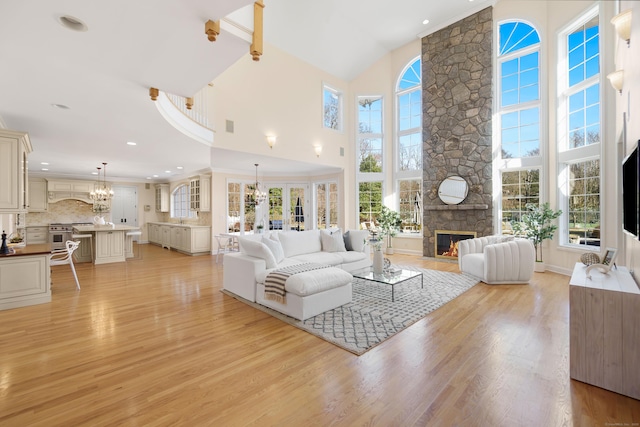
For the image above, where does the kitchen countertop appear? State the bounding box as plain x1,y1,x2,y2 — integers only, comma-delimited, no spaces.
73,225,140,233
0,243,52,257
147,222,211,228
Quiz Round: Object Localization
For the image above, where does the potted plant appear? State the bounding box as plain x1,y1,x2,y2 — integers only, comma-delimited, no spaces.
377,206,402,255
512,202,562,272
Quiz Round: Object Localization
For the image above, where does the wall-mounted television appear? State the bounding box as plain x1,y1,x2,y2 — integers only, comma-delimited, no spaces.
622,142,639,238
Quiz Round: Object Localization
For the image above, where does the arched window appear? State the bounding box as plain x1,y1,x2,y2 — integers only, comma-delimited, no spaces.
396,57,422,234
496,21,541,234
171,184,196,219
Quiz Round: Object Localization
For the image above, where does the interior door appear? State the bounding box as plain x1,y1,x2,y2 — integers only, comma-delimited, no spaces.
111,185,138,227
266,184,308,231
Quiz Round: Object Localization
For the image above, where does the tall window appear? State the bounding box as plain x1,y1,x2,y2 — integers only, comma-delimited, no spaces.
558,9,601,248
496,21,541,233
171,184,196,219
396,57,422,234
323,84,343,131
356,95,384,228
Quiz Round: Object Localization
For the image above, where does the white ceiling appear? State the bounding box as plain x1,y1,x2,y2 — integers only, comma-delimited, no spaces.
0,0,492,182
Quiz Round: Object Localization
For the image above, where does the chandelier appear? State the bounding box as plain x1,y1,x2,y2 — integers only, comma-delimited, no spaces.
248,163,267,205
90,162,114,212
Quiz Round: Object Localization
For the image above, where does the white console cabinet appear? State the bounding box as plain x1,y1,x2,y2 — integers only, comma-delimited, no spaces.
569,263,640,400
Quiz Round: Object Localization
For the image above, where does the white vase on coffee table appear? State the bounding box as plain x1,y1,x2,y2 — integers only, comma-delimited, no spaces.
373,250,384,274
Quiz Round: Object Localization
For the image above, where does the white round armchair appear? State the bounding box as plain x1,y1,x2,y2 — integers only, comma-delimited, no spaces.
458,236,535,284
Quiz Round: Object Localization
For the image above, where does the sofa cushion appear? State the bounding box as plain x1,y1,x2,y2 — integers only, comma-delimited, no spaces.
284,267,353,297
344,229,369,252
278,230,321,257
291,252,344,266
335,250,369,264
321,229,346,252
238,237,277,269
262,236,285,263
461,253,484,279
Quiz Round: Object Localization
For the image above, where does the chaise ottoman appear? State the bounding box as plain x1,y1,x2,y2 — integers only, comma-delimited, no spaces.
256,266,352,320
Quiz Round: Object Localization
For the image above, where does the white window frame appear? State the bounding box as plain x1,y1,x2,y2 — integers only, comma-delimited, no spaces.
494,20,544,234
313,181,340,230
356,95,384,180
322,83,343,132
556,5,602,250
171,184,197,219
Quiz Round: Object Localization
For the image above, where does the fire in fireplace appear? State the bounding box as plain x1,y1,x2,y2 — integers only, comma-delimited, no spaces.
435,230,477,259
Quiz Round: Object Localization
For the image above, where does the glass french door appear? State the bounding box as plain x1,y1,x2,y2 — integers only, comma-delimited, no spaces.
267,184,307,231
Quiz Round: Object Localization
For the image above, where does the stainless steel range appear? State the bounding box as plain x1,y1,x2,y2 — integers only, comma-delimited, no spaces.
49,223,73,250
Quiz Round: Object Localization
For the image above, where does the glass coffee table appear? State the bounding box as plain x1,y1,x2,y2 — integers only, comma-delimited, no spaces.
352,268,423,302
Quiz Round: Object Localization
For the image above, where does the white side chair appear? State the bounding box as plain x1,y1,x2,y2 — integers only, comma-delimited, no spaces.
458,236,535,284
215,235,236,263
50,240,81,290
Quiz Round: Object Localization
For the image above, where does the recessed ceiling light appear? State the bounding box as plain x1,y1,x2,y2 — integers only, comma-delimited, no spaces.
153,175,158,178
58,15,88,32
146,177,152,180
176,166,183,170
51,103,70,110
41,168,49,171
165,170,171,174
40,162,49,165
126,141,137,146
422,19,430,25
92,171,98,175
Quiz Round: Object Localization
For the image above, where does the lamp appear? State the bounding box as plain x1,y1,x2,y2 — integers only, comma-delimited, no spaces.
247,163,267,205
607,70,624,93
314,145,322,157
611,10,632,46
266,135,276,149
89,162,114,213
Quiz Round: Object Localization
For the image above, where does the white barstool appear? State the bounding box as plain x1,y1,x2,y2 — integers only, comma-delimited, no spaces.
125,230,142,259
72,233,93,263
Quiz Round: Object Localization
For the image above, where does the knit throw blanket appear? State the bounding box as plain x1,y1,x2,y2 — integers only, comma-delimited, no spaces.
264,263,330,304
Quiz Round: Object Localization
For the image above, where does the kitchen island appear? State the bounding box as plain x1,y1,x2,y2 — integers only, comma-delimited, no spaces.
0,243,51,310
72,225,140,264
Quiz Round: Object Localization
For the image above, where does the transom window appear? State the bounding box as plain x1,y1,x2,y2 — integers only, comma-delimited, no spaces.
323,84,343,131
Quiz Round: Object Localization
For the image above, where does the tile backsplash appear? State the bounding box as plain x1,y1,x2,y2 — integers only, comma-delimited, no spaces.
27,200,96,225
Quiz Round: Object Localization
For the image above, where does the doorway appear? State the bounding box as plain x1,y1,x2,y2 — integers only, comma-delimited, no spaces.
266,184,308,231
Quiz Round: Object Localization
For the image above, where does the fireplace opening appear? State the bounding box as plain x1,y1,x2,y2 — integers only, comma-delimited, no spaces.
435,230,477,259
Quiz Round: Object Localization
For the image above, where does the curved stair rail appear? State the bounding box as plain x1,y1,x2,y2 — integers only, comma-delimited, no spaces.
155,86,214,147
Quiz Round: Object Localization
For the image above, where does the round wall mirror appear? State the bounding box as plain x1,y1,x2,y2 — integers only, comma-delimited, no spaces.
438,176,468,205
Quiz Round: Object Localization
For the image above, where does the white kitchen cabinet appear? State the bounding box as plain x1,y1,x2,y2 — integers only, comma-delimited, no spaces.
189,175,211,212
28,178,48,212
26,226,47,245
148,223,161,244
155,184,169,213
0,250,50,310
147,223,210,255
47,179,93,203
0,129,32,213
94,230,125,264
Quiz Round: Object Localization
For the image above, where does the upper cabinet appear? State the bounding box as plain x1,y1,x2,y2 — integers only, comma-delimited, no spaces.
155,184,169,212
0,129,32,213
47,179,93,203
189,175,211,212
28,177,48,212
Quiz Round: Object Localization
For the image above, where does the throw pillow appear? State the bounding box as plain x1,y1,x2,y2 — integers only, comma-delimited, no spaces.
238,238,277,269
321,229,346,252
343,230,352,251
344,229,369,252
262,236,284,264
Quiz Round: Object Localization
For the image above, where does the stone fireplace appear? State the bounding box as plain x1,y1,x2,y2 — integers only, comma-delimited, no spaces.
421,7,494,258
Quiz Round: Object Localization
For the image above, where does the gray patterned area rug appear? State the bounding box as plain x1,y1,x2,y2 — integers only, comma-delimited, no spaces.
222,265,479,355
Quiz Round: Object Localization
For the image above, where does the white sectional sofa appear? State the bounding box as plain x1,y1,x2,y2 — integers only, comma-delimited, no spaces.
223,229,371,320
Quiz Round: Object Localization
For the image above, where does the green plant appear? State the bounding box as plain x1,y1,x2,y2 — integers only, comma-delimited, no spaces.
377,206,402,248
512,202,562,263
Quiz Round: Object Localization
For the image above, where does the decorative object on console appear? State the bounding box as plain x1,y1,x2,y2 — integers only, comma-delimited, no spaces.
89,162,113,213
0,231,10,254
580,252,600,266
586,247,618,279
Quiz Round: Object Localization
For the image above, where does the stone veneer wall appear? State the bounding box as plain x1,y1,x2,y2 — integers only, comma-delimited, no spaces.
421,7,493,258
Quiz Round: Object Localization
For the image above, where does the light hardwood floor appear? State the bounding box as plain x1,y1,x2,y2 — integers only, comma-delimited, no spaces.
0,244,639,426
